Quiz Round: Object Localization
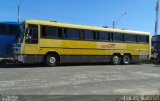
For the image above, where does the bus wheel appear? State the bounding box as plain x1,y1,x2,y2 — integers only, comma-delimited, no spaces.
122,54,131,65
45,54,58,67
111,55,121,65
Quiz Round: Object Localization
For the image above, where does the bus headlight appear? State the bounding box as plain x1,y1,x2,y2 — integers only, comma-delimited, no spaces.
18,55,24,62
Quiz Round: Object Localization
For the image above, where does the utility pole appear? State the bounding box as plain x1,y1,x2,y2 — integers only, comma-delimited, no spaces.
155,0,159,35
18,0,22,23
113,12,128,29
112,21,115,29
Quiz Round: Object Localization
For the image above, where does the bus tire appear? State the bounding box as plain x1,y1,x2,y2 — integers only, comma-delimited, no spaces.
122,54,131,65
45,54,58,67
111,54,121,65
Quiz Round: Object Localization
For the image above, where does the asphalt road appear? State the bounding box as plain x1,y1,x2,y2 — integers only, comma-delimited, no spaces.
0,63,160,95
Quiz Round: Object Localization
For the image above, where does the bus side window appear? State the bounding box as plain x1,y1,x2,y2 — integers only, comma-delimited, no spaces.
67,29,80,40
41,26,47,37
83,30,95,41
26,24,38,44
113,33,123,42
41,26,62,39
63,28,68,39
110,33,113,41
124,34,137,43
137,35,149,43
98,31,109,41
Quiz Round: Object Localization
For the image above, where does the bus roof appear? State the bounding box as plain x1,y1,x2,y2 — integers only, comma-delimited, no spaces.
24,20,150,35
0,22,19,25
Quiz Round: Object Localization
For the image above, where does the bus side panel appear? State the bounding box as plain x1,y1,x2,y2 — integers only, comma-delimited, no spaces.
39,39,111,63
99,42,150,61
0,35,16,58
39,39,150,63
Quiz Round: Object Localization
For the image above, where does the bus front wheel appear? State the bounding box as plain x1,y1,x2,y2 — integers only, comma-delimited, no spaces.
45,54,58,67
111,55,121,65
122,54,131,65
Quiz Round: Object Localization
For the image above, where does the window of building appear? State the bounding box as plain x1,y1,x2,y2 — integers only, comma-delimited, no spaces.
113,33,123,42
41,26,62,38
83,30,95,40
124,34,137,43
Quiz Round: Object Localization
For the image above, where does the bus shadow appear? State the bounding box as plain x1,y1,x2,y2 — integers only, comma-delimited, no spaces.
58,63,111,67
153,64,160,67
0,62,143,68
56,62,143,67
0,63,111,68
0,63,46,68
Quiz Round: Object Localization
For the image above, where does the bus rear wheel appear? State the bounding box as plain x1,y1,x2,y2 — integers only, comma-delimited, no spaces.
111,55,121,65
45,54,58,67
122,54,131,65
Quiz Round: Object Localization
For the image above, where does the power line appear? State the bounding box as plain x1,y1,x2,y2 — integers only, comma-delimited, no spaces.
113,12,128,29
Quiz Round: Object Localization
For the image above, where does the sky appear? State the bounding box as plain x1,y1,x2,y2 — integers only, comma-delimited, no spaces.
0,0,156,35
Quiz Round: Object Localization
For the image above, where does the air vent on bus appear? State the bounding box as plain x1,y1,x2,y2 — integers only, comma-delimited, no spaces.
102,26,109,28
50,21,58,22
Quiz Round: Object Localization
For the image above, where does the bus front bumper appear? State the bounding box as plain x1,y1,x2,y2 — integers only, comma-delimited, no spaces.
17,55,24,63
15,55,44,63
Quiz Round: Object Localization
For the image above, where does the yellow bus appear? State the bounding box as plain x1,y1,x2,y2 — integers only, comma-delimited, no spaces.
13,20,151,66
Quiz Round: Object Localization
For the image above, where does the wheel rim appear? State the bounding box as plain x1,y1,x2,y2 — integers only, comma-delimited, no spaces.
49,57,56,64
113,56,120,64
124,55,130,64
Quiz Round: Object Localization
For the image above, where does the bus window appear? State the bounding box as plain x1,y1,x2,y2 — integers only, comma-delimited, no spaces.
64,28,80,40
137,35,149,43
67,29,80,40
0,24,6,35
7,25,19,35
63,28,68,39
41,26,62,38
26,24,38,44
98,31,109,41
124,34,137,43
113,33,123,42
83,30,95,41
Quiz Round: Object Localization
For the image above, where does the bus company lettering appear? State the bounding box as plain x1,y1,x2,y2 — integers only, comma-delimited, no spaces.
101,44,116,49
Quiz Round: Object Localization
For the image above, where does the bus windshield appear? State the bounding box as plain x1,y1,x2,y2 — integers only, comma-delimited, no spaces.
16,24,24,43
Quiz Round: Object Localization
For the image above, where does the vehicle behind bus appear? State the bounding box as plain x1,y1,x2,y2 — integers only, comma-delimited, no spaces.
0,22,19,61
151,35,160,63
13,20,151,66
